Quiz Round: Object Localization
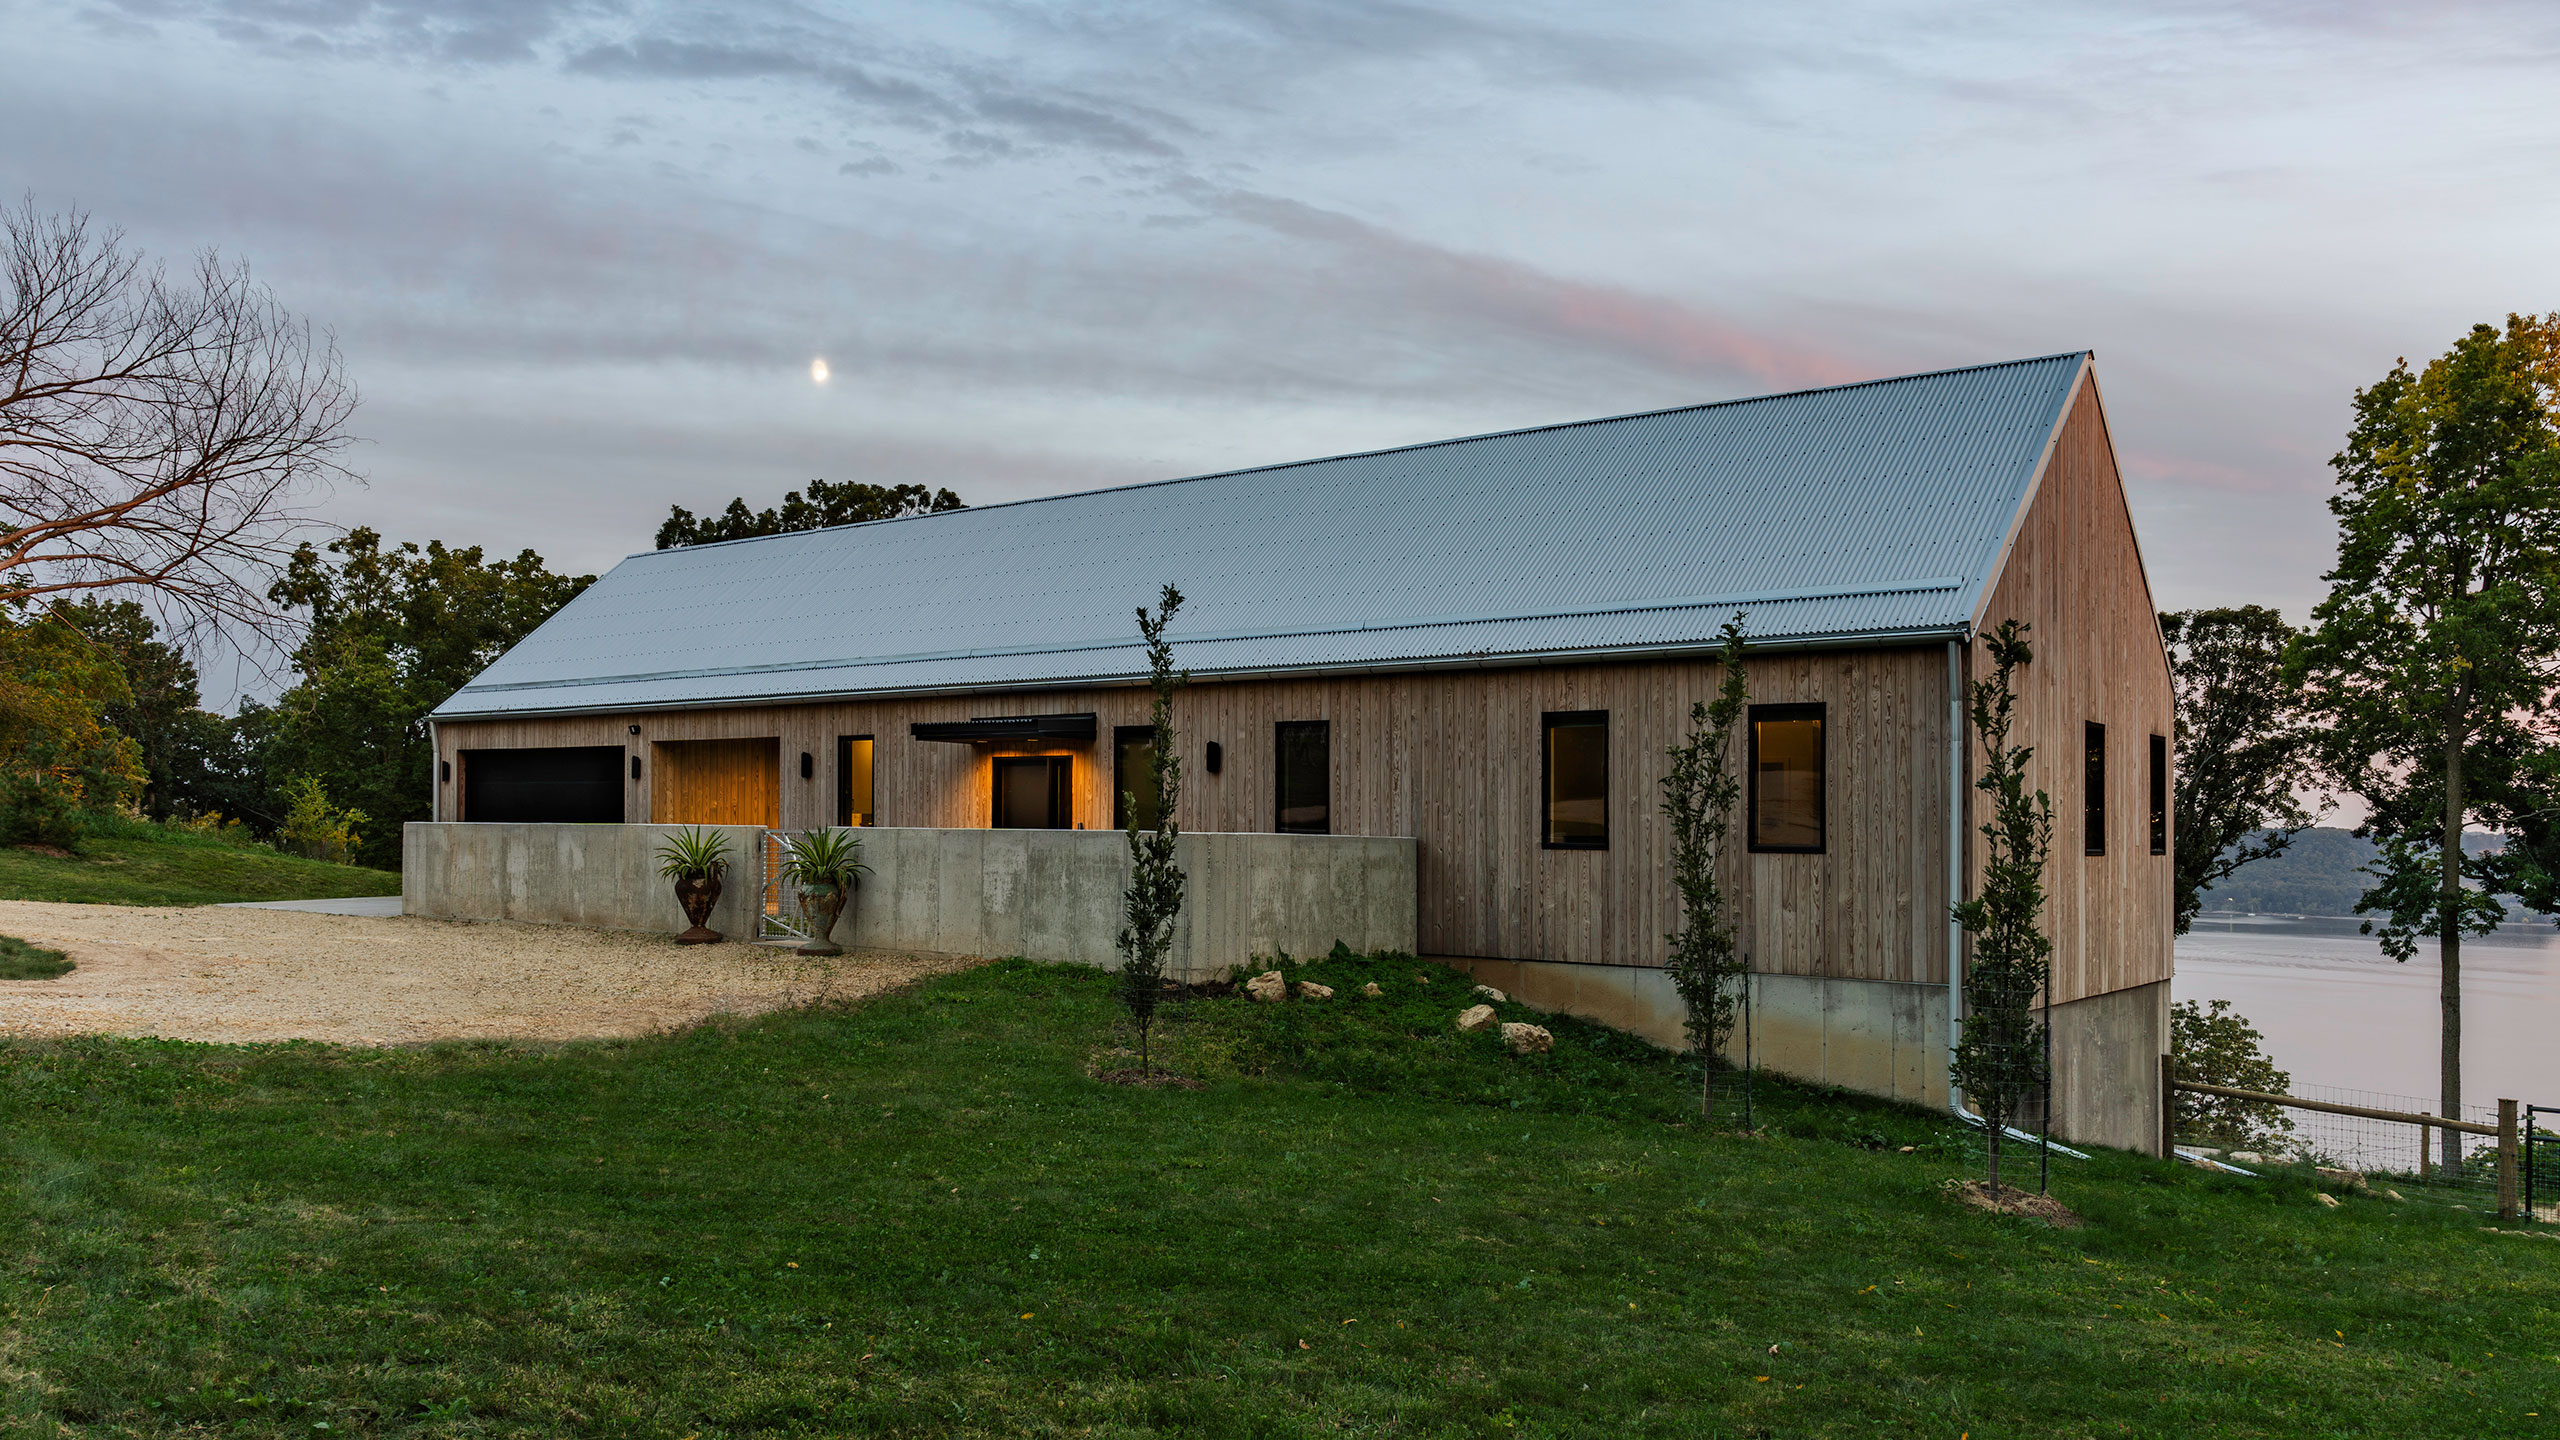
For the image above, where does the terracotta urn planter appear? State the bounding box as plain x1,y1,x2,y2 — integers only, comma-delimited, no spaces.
673,874,724,944
796,876,852,956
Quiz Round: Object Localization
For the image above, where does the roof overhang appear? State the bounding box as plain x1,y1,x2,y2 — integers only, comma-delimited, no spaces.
908,712,1099,745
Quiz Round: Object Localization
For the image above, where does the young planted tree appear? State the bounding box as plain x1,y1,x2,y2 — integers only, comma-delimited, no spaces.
1115,585,1187,1076
2293,315,2560,1170
2160,606,2322,932
1950,620,2055,1193
1658,613,1749,1118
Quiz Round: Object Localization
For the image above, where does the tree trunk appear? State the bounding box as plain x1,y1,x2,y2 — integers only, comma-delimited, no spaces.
2441,708,2466,1173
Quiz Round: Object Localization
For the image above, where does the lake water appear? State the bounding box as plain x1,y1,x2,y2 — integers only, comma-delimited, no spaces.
2175,915,2560,1110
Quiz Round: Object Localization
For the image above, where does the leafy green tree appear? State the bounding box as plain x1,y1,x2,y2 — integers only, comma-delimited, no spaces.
1950,620,2055,1193
264,528,594,867
655,480,964,549
2169,999,2295,1152
1115,585,1187,1078
0,609,146,845
2160,606,2322,932
2293,314,2560,1169
57,599,244,822
1658,613,1749,1118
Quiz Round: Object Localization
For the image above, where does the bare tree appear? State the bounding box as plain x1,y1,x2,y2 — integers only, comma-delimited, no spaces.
0,201,355,641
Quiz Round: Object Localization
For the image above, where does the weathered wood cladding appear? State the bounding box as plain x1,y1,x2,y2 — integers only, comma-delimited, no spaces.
434,646,1955,985
1972,374,2175,1005
647,738,780,828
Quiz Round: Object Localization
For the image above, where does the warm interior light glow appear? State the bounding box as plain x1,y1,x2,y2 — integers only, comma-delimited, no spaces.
809,356,831,384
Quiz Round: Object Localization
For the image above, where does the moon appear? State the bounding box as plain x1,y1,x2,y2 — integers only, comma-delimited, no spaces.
809,356,831,384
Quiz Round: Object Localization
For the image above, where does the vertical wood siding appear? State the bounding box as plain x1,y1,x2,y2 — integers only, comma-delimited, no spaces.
648,738,781,827
1973,375,2176,1005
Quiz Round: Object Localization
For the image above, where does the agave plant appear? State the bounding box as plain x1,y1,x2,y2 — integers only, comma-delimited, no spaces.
654,826,733,881
779,827,869,891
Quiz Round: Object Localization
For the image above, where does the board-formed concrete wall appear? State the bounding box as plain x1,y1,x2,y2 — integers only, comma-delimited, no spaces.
404,823,1416,976
404,822,768,938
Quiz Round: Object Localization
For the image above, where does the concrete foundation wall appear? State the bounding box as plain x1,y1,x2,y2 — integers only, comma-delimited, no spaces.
2047,979,2169,1154
403,822,768,938
1446,955,2164,1150
404,822,1415,976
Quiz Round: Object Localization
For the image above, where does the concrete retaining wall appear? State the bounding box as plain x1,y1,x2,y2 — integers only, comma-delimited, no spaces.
403,822,768,938
403,822,1416,976
1445,954,2162,1152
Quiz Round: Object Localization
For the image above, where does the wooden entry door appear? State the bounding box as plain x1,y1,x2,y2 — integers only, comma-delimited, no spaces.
651,738,780,826
992,756,1071,829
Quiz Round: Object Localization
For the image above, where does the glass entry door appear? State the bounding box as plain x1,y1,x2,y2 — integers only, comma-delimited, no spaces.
993,756,1072,829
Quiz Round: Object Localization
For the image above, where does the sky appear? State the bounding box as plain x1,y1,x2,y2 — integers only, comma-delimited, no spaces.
9,0,2559,637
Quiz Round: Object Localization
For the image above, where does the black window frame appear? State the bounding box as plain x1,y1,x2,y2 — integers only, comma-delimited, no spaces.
1113,724,1161,832
2085,721,2108,857
836,733,875,828
2148,732,2168,857
1539,709,1610,851
1273,720,1331,835
1746,702,1827,855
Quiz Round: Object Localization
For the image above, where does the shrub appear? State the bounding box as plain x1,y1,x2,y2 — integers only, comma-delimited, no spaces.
274,775,366,864
2170,998,2296,1150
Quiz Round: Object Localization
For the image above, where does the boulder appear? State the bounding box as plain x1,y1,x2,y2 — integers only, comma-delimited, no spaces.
2229,1151,2266,1166
2313,1192,2340,1208
1298,982,1335,1001
2314,1166,2370,1193
1361,982,1383,997
1454,1004,1497,1033
2383,1188,2407,1202
1500,1022,1554,1055
1245,970,1287,1004
1474,984,1508,1003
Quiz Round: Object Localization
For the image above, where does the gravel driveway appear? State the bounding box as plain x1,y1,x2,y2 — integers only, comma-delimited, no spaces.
0,900,980,1046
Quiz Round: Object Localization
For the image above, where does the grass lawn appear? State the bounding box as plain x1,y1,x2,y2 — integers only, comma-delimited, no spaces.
0,934,73,979
2,951,2552,1437
0,817,400,907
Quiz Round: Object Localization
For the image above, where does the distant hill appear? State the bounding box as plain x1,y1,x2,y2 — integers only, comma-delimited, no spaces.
2196,827,2516,918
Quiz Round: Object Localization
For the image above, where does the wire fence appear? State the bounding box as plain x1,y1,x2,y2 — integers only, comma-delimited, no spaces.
2170,1075,2551,1216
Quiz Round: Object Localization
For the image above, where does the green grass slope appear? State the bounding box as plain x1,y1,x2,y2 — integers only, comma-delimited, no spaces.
2,953,2551,1437
0,817,399,906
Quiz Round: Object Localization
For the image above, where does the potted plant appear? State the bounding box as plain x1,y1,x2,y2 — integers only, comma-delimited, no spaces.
655,826,733,944
779,827,869,956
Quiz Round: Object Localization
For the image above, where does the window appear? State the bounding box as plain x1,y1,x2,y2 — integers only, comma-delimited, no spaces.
1274,721,1330,834
1748,704,1825,852
837,735,874,827
1541,710,1609,849
1114,725,1161,831
2149,733,2168,856
2085,722,2107,856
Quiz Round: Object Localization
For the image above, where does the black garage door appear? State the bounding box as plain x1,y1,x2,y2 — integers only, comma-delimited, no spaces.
460,747,626,823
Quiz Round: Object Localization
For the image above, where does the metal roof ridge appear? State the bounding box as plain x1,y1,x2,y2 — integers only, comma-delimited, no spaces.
608,352,2094,563
445,576,1971,700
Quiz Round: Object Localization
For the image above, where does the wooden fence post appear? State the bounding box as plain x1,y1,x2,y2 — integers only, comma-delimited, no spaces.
2419,1112,2431,1184
2158,1053,2174,1159
2500,1100,2520,1220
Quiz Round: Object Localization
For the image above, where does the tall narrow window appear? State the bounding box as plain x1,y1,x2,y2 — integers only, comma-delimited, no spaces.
837,735,874,827
2085,722,2108,856
1274,721,1330,834
1114,725,1160,831
1541,710,1609,849
1748,704,1825,852
2149,733,2168,856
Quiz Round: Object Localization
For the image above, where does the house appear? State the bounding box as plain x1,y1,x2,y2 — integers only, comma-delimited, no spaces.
422,352,2172,1151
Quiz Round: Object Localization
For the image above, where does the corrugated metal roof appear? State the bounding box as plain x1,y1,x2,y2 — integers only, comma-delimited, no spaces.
434,352,2089,718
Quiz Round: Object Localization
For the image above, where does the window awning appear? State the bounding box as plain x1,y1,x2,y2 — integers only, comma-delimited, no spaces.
908,712,1098,745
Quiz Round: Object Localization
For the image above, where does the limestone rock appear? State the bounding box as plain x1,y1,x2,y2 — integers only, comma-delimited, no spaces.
1245,970,1287,1004
2315,1166,2369,1193
2383,1188,2406,1202
1454,1003,1496,1033
1500,1021,1554,1055
1298,981,1335,1001
2314,1192,2340,1208
1474,984,1508,1003
1361,982,1383,997
2229,1151,2266,1166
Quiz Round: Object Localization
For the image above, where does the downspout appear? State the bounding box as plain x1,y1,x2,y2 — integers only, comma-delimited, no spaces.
427,719,440,822
1947,638,1964,1116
